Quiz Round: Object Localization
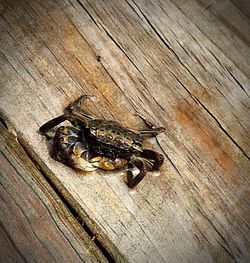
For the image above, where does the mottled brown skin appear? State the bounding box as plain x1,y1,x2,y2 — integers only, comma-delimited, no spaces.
39,95,165,188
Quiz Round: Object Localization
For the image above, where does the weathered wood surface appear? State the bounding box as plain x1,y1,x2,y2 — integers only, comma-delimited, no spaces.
0,124,108,262
0,0,249,262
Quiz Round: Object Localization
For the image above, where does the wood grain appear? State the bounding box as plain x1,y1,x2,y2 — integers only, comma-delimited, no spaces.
0,0,249,262
0,124,108,262
173,0,250,77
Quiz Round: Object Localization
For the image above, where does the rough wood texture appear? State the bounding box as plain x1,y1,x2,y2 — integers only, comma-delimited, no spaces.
0,124,108,262
0,0,249,262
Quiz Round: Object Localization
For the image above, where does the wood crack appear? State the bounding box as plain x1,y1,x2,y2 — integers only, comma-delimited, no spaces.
2,148,86,262
196,206,237,262
1,1,249,262
186,210,211,245
14,133,117,263
130,0,208,92
155,138,184,181
0,171,59,262
207,49,249,97
75,0,99,28
171,73,250,160
0,221,27,263
226,67,250,98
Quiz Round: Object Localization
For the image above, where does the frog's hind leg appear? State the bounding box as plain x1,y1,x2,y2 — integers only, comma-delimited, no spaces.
135,113,165,136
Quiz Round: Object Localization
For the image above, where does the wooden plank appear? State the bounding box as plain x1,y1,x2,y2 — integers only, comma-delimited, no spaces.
0,0,249,262
0,124,108,263
172,0,250,76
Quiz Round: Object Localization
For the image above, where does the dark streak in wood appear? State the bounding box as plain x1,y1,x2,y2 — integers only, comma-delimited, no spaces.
0,124,109,263
0,221,27,263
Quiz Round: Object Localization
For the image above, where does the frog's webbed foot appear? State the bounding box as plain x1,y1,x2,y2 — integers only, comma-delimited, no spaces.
126,149,164,188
